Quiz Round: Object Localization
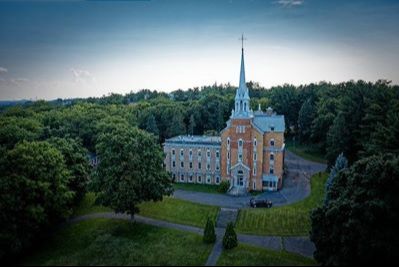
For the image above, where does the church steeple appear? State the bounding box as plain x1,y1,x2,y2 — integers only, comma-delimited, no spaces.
233,34,251,118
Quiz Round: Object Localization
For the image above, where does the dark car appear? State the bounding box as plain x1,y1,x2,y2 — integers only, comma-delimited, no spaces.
249,198,272,208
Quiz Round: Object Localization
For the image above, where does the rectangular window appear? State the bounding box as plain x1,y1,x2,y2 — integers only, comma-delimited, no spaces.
207,163,210,170
172,149,175,155
198,149,201,157
172,161,176,168
253,181,256,190
270,140,275,147
253,153,257,161
198,175,202,183
270,167,274,174
207,150,211,158
180,149,184,156
180,174,184,182
216,176,220,184
253,166,257,175
198,162,202,169
270,154,274,161
206,175,211,184
216,163,220,171
181,161,184,168
216,150,220,158
189,162,193,169
189,175,193,182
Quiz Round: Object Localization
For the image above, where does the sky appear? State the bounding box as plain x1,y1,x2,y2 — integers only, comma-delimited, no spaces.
0,0,399,100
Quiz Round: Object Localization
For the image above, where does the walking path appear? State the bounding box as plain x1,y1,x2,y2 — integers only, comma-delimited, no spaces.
67,211,316,265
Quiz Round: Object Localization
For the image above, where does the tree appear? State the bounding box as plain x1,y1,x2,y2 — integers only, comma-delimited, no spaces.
310,154,399,265
324,153,348,206
0,141,73,261
92,124,173,219
47,137,90,204
298,98,316,143
188,114,196,135
144,114,159,137
203,218,216,244
217,180,230,193
0,116,43,149
223,222,238,249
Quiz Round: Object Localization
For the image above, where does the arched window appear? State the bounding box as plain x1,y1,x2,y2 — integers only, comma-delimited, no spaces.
270,139,275,147
238,139,243,162
244,102,247,111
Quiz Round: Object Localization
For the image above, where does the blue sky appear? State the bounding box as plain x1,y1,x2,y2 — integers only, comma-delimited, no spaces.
0,0,399,100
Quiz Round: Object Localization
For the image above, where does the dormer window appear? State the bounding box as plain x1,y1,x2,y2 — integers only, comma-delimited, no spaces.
270,126,275,132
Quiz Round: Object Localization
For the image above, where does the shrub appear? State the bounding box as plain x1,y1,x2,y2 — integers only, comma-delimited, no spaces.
223,222,238,249
217,180,230,193
203,217,216,244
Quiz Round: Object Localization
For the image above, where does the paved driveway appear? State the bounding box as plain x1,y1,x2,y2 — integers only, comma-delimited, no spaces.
173,151,327,208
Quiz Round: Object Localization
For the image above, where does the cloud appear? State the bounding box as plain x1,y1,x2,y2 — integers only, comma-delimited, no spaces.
275,0,304,8
10,78,29,86
70,68,96,83
0,67,8,74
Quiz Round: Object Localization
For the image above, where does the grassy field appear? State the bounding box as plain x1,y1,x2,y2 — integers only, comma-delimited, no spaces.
235,172,328,236
285,138,327,164
21,219,213,266
217,243,316,266
74,193,219,229
138,197,220,228
173,182,221,194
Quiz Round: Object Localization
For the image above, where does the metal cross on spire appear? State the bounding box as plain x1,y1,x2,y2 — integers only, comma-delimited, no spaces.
239,34,247,50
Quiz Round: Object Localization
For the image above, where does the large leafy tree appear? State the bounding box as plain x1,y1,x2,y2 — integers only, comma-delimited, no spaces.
310,154,399,265
0,116,43,149
47,137,90,204
92,124,173,218
0,141,73,261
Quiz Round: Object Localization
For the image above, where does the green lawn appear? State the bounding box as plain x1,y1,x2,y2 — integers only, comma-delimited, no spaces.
286,138,327,164
74,193,220,229
217,244,316,266
235,172,328,236
21,219,213,266
138,197,220,228
173,182,221,194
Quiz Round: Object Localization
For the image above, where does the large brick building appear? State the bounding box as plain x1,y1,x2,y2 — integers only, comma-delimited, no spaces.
164,46,285,194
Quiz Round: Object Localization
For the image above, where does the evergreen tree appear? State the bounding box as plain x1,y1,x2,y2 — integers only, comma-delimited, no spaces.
203,218,216,244
223,222,238,249
324,153,348,206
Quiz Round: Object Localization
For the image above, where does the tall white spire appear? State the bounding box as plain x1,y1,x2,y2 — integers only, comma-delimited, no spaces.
233,34,251,118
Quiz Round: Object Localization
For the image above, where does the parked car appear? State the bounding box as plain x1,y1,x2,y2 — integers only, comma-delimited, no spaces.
249,198,272,208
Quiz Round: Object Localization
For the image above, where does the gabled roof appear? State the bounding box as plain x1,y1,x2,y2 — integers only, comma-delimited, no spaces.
252,114,285,133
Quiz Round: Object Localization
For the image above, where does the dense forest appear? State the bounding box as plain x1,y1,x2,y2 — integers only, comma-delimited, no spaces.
1,79,398,264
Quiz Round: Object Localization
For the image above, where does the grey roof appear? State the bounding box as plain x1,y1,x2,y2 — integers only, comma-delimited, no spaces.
252,114,285,133
165,135,221,146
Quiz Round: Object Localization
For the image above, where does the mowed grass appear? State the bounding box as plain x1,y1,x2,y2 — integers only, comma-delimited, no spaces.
21,219,213,266
236,172,328,236
217,243,316,266
286,139,327,164
173,182,221,194
138,197,219,228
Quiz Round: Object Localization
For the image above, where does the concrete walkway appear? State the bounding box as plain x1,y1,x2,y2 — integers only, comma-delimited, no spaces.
67,212,316,264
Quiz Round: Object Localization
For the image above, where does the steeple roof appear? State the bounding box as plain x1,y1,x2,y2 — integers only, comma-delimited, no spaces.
235,47,250,101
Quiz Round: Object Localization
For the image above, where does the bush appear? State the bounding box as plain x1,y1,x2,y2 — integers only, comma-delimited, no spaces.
217,180,230,193
223,222,238,249
203,217,216,244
